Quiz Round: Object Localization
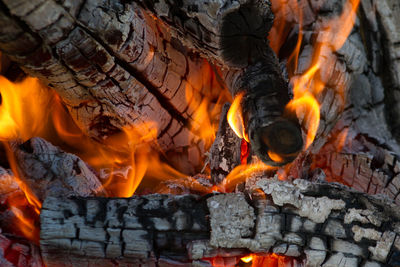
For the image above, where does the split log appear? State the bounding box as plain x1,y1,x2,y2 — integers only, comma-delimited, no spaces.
0,0,231,173
9,137,104,202
40,178,400,267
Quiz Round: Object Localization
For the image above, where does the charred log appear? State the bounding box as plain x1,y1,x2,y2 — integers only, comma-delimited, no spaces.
0,0,231,172
41,179,400,266
140,0,304,166
209,103,241,184
9,137,104,202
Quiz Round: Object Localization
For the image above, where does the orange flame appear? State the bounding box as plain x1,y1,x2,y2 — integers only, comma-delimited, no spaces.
0,76,53,141
283,0,360,150
221,162,276,192
336,127,349,152
9,206,39,242
285,93,320,149
185,60,231,149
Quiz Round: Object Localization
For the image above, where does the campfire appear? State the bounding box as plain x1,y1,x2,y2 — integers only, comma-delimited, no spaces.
0,0,400,266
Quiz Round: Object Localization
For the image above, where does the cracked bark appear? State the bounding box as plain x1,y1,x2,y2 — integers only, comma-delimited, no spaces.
8,137,105,202
1,0,400,265
40,179,400,266
0,0,233,173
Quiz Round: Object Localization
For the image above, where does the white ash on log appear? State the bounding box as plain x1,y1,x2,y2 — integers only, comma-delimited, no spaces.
9,137,104,202
40,178,400,267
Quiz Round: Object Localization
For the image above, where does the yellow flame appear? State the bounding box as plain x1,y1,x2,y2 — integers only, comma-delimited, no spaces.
222,162,276,192
227,92,249,142
241,255,254,263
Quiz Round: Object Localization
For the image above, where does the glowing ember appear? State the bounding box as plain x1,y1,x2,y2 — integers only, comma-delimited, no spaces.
241,255,254,263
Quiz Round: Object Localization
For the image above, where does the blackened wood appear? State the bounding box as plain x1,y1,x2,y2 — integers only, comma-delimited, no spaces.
40,179,400,266
238,58,303,166
9,137,104,202
360,0,400,144
209,103,241,184
0,51,10,75
137,0,274,69
139,0,304,166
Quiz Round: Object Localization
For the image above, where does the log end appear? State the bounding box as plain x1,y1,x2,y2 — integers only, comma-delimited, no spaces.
250,119,303,166
220,1,274,68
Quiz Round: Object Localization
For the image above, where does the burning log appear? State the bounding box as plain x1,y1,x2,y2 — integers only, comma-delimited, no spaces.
0,0,400,266
0,0,307,167
209,104,241,184
0,0,231,172
9,137,104,202
40,178,400,266
138,0,305,166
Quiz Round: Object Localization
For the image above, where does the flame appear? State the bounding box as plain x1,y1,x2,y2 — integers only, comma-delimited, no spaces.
221,162,276,192
282,0,360,150
3,143,41,214
267,151,285,164
227,92,248,142
285,93,320,149
0,75,185,198
9,206,38,242
229,0,360,157
239,254,291,267
185,60,231,149
0,76,53,141
336,127,349,152
241,255,254,263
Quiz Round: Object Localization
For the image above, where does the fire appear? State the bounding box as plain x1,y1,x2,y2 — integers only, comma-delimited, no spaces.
239,253,292,266
227,0,361,165
222,162,276,192
186,60,232,149
241,255,254,263
0,0,361,260
285,93,320,149
9,206,38,242
0,76,53,141
281,0,360,151
227,92,248,142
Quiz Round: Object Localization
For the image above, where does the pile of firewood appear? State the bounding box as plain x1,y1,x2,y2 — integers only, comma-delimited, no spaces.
0,0,400,266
